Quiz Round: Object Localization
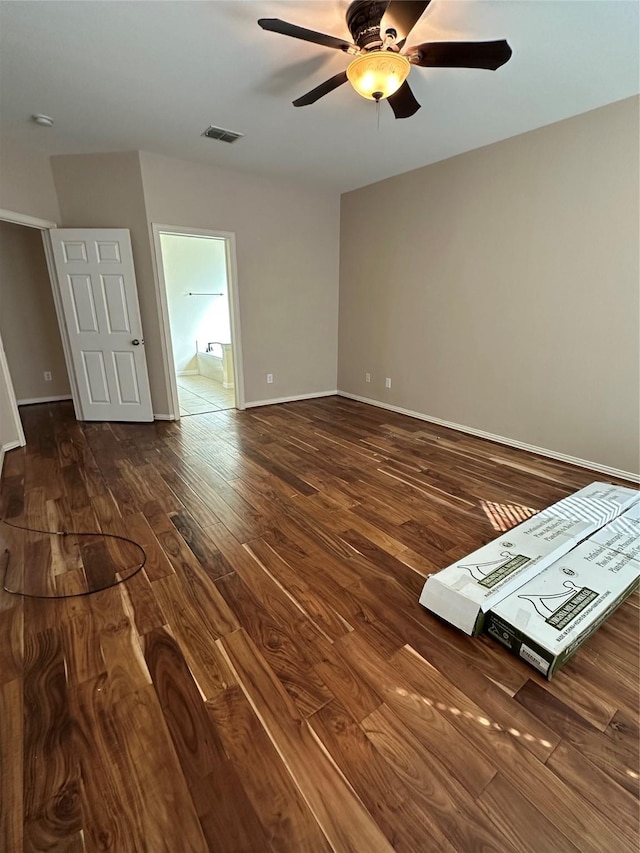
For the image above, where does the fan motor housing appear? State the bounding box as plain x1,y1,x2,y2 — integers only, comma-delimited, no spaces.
346,0,387,50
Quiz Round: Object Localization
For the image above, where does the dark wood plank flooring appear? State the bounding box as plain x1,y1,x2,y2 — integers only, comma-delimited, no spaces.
1,397,638,852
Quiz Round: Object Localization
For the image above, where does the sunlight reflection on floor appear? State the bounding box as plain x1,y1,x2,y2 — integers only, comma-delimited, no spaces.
481,499,538,532
395,685,553,749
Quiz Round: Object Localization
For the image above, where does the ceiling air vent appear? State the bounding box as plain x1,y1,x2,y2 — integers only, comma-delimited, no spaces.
201,125,244,143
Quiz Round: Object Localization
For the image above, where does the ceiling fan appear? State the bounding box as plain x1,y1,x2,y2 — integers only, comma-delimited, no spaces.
258,0,512,119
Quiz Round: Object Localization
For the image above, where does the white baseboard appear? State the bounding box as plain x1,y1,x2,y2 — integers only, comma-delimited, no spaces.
154,413,176,421
17,394,72,406
337,391,639,483
244,390,338,409
177,370,198,376
223,382,234,390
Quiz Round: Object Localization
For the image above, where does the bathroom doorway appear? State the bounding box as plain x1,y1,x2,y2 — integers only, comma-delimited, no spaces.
152,226,243,418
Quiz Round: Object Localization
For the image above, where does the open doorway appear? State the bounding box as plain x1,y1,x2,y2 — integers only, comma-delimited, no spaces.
152,226,243,418
0,214,70,452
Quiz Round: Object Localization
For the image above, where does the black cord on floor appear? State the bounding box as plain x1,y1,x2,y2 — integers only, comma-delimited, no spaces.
1,517,147,599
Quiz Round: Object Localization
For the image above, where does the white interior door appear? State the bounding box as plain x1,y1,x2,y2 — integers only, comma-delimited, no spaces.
49,228,153,422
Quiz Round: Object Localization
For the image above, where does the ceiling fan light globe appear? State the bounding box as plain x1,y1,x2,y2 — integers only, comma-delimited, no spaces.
346,52,410,100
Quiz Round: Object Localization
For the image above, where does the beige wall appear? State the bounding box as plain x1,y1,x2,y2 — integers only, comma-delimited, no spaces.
0,137,60,222
139,152,340,404
0,221,70,401
50,151,169,412
338,97,640,475
51,151,340,411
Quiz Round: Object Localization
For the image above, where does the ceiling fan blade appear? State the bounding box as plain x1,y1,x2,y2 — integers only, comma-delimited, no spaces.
258,18,353,51
387,81,421,119
293,71,349,107
411,40,513,70
383,1,432,42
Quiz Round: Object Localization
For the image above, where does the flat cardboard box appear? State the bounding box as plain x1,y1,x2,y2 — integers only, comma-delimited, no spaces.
419,511,596,635
540,482,639,528
588,503,640,561
485,540,640,678
418,482,639,635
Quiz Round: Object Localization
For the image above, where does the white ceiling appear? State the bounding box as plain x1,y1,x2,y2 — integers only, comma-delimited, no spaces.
1,1,638,192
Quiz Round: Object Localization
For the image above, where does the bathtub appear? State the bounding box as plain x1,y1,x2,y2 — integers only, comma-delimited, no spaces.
197,343,234,388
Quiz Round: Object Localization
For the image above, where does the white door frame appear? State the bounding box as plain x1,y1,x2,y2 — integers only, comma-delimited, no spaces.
0,329,25,449
40,230,84,419
150,223,245,418
0,208,82,442
0,208,55,230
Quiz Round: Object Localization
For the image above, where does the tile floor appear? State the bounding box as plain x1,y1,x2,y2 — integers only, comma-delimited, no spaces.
177,374,235,416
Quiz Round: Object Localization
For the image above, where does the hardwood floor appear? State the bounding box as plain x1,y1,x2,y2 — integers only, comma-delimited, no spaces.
1,397,638,852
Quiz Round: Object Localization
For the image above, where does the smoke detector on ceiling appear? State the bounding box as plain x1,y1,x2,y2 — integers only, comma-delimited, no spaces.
201,125,244,144
32,114,54,127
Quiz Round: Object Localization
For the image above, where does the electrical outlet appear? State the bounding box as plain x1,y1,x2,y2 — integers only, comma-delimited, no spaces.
267,373,273,384
365,372,371,383
44,371,52,382
385,377,392,389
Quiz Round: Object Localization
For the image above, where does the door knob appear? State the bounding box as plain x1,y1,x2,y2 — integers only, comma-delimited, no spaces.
132,339,140,346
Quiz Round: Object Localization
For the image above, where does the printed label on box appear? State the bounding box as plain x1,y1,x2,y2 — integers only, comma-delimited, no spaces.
420,482,639,636
519,644,549,675
488,539,640,676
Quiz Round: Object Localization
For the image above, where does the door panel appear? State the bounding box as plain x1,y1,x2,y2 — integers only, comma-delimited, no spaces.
96,241,121,262
102,276,130,332
82,351,110,403
62,241,88,263
113,351,141,403
50,229,153,421
69,275,99,332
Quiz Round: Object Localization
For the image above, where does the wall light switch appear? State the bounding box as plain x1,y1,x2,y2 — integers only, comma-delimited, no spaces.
385,377,392,389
